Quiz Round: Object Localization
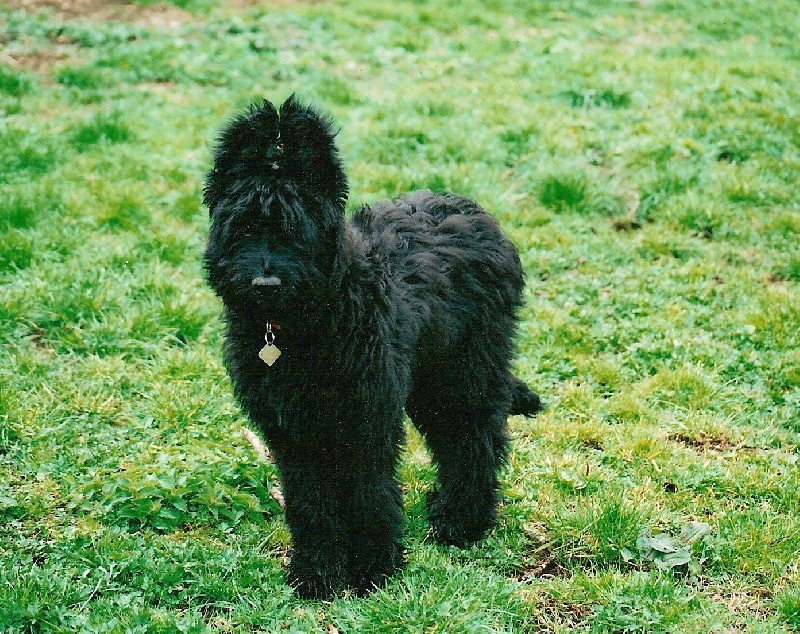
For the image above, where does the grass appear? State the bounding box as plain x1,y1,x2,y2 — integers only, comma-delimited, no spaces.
1,0,799,631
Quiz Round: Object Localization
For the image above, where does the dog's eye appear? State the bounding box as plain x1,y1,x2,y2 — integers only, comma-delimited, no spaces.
239,221,262,238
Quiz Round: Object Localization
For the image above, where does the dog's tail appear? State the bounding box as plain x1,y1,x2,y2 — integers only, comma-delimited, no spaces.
509,376,543,417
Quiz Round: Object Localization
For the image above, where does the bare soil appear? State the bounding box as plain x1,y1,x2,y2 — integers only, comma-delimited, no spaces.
6,0,194,26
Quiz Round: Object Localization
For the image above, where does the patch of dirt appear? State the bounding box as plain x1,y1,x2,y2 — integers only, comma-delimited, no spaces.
512,522,572,583
6,0,193,27
522,591,593,632
228,0,327,9
613,218,643,231
2,49,72,72
668,432,742,453
768,273,793,285
708,585,774,619
579,437,604,451
4,0,193,74
514,555,571,582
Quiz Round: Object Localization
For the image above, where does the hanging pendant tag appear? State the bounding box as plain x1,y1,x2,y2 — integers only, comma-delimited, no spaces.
258,324,281,366
258,343,281,366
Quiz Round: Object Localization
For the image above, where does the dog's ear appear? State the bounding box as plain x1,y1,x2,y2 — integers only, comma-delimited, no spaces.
279,95,348,211
204,100,281,211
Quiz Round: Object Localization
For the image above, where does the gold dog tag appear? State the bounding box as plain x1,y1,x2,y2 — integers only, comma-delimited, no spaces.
259,343,281,366
258,324,281,366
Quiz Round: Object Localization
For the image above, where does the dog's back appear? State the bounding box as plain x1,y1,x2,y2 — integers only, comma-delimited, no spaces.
352,190,524,338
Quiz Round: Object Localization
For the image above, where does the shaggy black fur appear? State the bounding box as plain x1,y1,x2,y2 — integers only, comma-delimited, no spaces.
203,96,542,599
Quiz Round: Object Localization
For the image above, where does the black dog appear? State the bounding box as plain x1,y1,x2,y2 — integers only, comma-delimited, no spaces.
203,96,541,599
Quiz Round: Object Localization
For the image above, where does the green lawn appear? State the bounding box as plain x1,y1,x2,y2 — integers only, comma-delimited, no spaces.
1,0,799,631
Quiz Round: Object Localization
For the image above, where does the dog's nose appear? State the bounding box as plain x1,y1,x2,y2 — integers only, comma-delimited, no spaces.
252,276,282,288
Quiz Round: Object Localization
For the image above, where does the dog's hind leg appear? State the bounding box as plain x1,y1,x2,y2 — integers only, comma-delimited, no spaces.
407,359,512,547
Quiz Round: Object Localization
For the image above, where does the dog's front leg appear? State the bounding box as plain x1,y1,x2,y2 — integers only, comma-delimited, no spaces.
335,419,406,595
344,470,405,595
274,455,350,599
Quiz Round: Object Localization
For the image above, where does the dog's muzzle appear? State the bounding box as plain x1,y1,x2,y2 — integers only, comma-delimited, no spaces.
252,276,282,288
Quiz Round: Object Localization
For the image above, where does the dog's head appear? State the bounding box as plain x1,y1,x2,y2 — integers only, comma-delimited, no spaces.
203,96,348,318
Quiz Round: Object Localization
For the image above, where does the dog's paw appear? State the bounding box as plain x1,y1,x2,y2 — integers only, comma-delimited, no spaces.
427,490,495,548
429,518,487,548
348,545,405,596
287,558,345,600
